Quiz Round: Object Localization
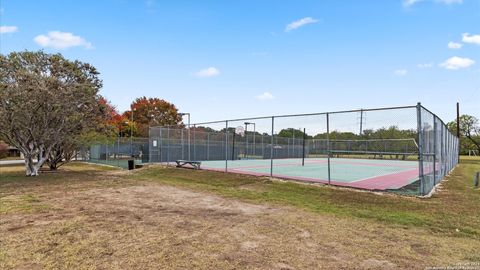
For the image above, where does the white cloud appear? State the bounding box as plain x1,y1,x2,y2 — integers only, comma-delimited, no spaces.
448,41,463,49
462,33,480,45
403,0,423,7
394,69,408,76
439,56,475,70
34,31,92,49
194,67,220,78
285,17,319,32
255,92,274,101
403,0,462,6
0,26,18,34
417,63,433,68
436,0,462,4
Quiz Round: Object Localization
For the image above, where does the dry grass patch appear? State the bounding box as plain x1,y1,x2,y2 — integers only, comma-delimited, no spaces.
0,161,479,269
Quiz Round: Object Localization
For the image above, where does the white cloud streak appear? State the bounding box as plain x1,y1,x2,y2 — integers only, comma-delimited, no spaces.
0,26,18,34
403,0,462,6
462,33,480,45
194,67,220,78
394,69,408,76
285,17,319,32
34,31,92,49
403,0,423,7
418,63,433,68
439,56,475,70
448,41,463,49
436,0,462,4
255,92,274,101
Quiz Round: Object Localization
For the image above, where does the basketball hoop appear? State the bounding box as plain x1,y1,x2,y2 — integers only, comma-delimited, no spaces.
235,126,245,137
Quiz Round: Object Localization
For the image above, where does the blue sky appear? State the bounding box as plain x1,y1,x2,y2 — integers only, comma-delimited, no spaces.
1,0,479,125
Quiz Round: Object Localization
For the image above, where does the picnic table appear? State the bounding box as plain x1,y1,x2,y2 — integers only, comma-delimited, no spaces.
175,160,201,170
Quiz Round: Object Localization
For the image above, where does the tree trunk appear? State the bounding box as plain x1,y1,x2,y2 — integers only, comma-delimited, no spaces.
24,156,38,176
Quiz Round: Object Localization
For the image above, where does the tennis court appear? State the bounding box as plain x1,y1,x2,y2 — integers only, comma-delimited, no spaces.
200,158,419,191
142,103,459,196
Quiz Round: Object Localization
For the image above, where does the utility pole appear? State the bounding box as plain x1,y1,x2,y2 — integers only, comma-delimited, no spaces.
179,113,191,160
457,102,460,158
130,107,135,156
359,109,364,136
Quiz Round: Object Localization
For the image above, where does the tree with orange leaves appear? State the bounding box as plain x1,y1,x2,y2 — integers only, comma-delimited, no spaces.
123,97,182,137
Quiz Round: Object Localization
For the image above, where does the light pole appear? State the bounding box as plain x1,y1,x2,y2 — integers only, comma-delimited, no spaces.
130,107,136,156
179,113,191,160
245,122,256,158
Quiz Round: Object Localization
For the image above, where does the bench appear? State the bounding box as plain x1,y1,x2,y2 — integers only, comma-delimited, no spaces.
175,160,201,170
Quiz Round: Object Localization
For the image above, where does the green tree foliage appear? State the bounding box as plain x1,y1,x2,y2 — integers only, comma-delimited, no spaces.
312,126,416,141
0,51,109,175
278,128,311,139
448,115,480,154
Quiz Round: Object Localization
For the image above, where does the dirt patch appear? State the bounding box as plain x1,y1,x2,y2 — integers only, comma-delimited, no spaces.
0,179,478,269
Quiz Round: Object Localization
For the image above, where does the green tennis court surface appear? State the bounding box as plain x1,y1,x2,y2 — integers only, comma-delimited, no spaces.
200,158,420,191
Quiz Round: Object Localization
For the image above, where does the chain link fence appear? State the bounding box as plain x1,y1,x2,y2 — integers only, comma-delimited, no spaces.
145,103,459,196
86,137,149,169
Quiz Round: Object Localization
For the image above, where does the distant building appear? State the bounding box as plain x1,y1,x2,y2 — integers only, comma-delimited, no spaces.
7,145,21,157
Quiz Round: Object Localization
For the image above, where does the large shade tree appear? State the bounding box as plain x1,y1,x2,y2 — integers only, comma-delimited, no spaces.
448,115,480,154
123,97,182,137
0,51,107,175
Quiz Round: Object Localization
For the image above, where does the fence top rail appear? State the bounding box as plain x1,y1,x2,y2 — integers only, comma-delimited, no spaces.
150,104,418,128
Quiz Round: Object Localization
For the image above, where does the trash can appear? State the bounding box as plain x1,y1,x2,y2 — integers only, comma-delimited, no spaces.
128,159,135,170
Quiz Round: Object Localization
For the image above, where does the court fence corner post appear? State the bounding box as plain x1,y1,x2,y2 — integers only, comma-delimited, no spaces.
270,116,274,177
433,116,437,185
416,102,425,196
327,113,331,185
225,120,228,173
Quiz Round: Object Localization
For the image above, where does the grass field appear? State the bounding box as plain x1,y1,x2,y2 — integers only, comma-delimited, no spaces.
1,158,479,269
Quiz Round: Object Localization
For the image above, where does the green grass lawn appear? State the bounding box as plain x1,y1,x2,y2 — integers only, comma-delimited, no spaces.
134,156,480,238
1,157,479,268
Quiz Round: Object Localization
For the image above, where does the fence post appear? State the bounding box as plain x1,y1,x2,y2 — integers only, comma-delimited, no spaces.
167,127,170,165
181,129,184,160
417,103,425,196
207,133,210,160
433,117,437,185
225,121,228,172
193,124,196,161
271,116,274,177
302,128,306,166
160,128,163,162
327,113,331,185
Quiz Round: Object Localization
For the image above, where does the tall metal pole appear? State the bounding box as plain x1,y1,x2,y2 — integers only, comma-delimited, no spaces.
456,102,460,158
270,117,274,177
433,117,437,185
302,128,306,166
181,129,184,160
327,113,331,185
178,112,191,160
417,102,425,195
293,130,295,158
193,124,196,160
232,131,236,161
188,114,191,160
225,121,228,172
253,123,256,157
359,109,364,136
244,123,248,159
130,107,134,156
